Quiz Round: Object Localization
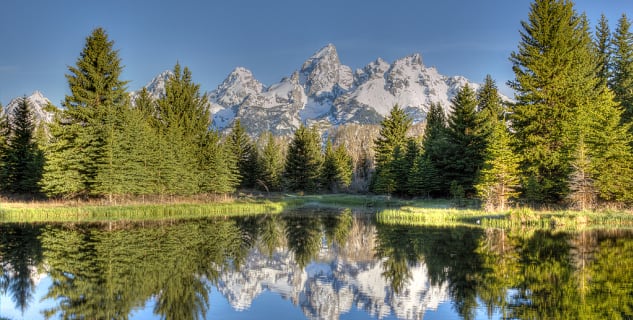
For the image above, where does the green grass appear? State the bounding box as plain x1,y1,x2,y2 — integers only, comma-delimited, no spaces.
2,194,632,229
376,205,633,231
0,201,289,223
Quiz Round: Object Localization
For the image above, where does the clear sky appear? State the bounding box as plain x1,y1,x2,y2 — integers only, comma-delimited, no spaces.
0,0,631,106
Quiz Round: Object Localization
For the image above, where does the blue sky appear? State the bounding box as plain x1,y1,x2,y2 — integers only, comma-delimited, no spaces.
0,0,631,106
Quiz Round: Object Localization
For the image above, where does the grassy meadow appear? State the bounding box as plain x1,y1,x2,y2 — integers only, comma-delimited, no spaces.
1,194,632,230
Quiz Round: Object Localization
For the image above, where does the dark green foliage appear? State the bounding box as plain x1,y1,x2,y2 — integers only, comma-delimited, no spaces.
582,90,633,203
322,140,353,192
372,105,411,194
444,84,485,195
475,76,521,211
153,63,240,195
0,109,9,189
257,132,285,192
509,0,602,203
2,97,44,194
476,75,505,140
199,130,239,194
407,153,440,198
41,28,128,198
229,119,259,188
284,125,323,192
475,121,521,211
421,102,449,195
610,14,633,125
594,14,611,87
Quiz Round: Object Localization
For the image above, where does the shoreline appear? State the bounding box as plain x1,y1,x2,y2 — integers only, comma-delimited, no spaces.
1,194,632,230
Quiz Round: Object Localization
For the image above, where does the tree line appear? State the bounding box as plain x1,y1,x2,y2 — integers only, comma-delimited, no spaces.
0,27,353,199
370,0,633,210
1,0,632,210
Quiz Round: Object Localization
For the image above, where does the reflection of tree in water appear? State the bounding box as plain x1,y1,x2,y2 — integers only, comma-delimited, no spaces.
474,229,633,320
283,212,325,269
39,219,250,320
257,215,285,257
0,224,43,313
585,230,633,319
375,224,485,319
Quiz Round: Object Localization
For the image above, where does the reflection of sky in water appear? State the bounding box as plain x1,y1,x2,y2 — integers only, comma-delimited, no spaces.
0,265,501,320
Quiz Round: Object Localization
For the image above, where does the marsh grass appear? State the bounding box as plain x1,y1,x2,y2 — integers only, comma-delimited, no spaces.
0,201,289,223
2,194,632,229
377,205,633,231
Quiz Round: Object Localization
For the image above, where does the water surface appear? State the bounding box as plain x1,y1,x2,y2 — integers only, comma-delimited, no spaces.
1,208,632,319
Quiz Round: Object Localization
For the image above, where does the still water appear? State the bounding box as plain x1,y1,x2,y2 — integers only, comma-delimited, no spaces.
1,208,632,320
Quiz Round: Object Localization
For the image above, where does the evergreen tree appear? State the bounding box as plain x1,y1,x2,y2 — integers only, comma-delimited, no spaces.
284,125,323,192
421,102,448,195
154,63,212,194
610,14,633,125
391,139,420,196
41,28,128,198
40,109,85,198
407,153,440,198
508,0,601,203
229,119,258,188
475,121,521,211
322,140,353,192
372,105,411,194
199,130,239,194
0,107,10,190
566,137,596,210
476,75,505,139
581,89,633,203
444,84,484,195
3,97,44,194
257,132,285,192
594,14,612,87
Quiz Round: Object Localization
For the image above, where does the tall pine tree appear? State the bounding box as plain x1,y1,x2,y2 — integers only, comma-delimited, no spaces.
322,139,353,192
2,97,44,194
475,120,521,211
228,119,258,189
41,28,128,198
283,125,323,193
610,14,633,126
154,63,215,195
421,102,448,196
257,132,285,192
594,14,612,87
372,105,411,194
509,0,599,203
444,84,484,195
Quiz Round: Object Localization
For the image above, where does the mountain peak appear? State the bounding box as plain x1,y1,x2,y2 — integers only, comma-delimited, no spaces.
300,43,352,97
311,43,338,60
209,66,264,108
4,91,54,125
393,53,424,67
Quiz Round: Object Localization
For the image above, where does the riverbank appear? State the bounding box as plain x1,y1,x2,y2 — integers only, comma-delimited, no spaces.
1,194,632,229
376,205,633,231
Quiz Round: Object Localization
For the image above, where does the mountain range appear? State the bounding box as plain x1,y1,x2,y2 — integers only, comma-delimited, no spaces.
3,44,496,137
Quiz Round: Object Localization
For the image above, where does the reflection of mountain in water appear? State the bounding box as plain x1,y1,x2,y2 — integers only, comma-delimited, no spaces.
216,230,449,320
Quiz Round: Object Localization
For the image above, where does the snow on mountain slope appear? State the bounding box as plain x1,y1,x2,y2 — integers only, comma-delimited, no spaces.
3,91,55,125
131,43,496,136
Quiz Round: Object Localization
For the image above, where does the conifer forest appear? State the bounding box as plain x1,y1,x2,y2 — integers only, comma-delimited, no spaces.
1,0,633,211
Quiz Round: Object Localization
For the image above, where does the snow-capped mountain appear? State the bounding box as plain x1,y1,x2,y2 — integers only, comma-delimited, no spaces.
129,70,173,105
2,91,55,125
135,43,495,136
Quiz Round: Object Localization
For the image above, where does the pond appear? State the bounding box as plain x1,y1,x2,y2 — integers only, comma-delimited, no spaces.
1,208,632,319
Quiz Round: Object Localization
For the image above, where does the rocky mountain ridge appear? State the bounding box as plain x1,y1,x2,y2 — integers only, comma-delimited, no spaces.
8,44,496,137
1,91,55,126
136,43,490,136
